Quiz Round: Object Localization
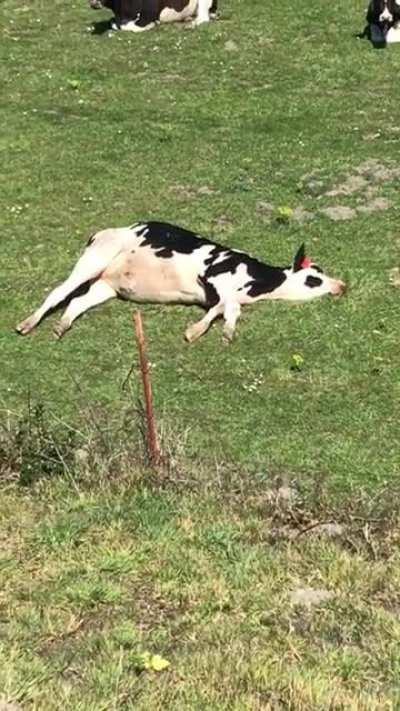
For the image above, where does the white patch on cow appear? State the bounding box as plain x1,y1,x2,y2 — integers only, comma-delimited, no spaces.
160,0,198,23
207,263,250,303
193,0,212,24
264,268,344,302
120,20,156,31
380,4,393,21
386,22,400,40
103,242,213,305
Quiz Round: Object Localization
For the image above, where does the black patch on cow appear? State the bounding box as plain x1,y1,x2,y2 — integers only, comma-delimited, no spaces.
364,0,400,43
131,221,289,299
134,0,160,26
135,221,216,257
198,276,220,307
92,0,200,26
245,270,287,298
305,275,323,288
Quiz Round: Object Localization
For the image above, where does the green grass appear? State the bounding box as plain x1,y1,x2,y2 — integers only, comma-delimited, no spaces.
1,0,400,490
1,455,400,709
1,0,400,706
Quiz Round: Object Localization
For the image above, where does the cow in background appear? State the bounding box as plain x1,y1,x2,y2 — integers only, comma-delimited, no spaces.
89,0,218,31
363,0,400,44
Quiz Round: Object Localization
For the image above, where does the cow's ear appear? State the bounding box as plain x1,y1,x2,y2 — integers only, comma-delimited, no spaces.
293,243,306,272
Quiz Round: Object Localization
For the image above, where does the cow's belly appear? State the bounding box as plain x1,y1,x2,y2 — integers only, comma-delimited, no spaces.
103,249,206,305
159,0,198,23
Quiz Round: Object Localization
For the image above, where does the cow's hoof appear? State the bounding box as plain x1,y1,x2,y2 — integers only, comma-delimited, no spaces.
222,325,235,343
185,324,203,343
191,17,210,27
16,317,35,336
53,319,70,340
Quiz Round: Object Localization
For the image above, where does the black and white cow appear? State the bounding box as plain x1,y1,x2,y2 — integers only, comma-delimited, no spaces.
16,222,346,343
365,0,400,44
89,0,217,31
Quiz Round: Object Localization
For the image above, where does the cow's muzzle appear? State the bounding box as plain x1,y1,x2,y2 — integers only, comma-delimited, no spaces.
330,280,347,297
379,8,393,22
90,0,104,9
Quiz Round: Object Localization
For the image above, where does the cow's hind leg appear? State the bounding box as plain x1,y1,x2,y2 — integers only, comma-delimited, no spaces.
185,303,224,343
53,279,116,339
222,302,241,342
16,236,117,335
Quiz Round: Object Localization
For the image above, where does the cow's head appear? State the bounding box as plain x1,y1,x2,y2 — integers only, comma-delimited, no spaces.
367,0,400,28
274,244,346,302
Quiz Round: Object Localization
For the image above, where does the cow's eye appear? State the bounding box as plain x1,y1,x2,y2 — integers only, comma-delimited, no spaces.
312,265,323,273
305,275,323,288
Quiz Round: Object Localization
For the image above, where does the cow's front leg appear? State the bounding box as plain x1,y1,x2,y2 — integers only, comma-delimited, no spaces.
185,303,223,343
193,0,211,25
222,302,241,342
53,279,116,339
369,23,386,43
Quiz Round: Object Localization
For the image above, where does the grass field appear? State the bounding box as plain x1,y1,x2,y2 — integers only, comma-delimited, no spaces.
1,0,400,707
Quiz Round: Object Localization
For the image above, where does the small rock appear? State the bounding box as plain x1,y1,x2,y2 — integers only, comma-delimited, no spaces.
300,179,325,196
389,267,400,287
197,185,215,196
224,40,238,52
319,206,357,221
290,587,334,608
256,201,274,219
356,160,400,183
356,159,383,177
75,447,89,465
291,207,315,223
326,175,368,197
212,214,234,230
357,197,392,214
169,184,195,199
265,486,298,504
309,522,344,538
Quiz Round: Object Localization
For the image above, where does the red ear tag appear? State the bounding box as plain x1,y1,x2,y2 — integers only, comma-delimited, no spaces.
301,256,312,269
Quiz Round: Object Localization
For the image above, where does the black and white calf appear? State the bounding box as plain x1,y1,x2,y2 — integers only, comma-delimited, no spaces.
16,222,346,343
365,0,400,43
89,0,217,31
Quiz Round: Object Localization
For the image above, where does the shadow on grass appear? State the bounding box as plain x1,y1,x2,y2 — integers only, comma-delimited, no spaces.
91,19,114,36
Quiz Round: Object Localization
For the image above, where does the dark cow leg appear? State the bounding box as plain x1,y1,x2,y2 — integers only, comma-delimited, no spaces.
120,0,158,31
210,0,218,18
185,303,224,343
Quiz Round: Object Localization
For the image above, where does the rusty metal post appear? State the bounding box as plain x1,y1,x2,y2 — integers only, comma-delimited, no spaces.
133,311,161,466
